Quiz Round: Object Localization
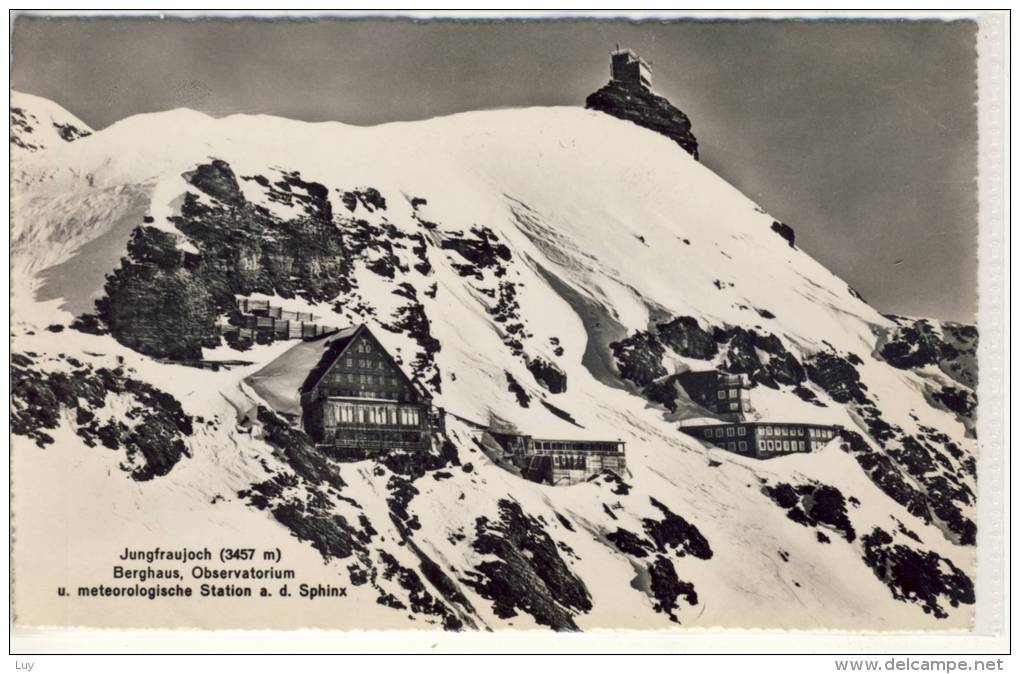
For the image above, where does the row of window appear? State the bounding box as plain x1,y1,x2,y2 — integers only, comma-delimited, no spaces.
702,425,837,441
328,390,410,401
761,439,807,453
344,356,388,371
758,425,804,437
715,388,750,400
324,402,422,427
533,441,624,452
336,372,400,386
704,426,748,440
553,455,587,469
758,425,836,439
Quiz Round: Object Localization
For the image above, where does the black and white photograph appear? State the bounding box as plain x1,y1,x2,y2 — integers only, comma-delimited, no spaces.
7,9,1009,656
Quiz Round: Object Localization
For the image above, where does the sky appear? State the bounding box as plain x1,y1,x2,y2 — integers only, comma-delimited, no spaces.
10,15,979,322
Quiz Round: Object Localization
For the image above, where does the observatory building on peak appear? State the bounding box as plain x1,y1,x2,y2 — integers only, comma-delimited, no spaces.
610,46,652,91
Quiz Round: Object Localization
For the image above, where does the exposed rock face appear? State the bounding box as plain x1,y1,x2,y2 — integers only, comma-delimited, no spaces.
526,357,567,393
805,352,868,404
11,102,91,151
610,331,667,386
861,527,974,619
656,316,717,359
585,80,699,159
771,220,796,247
95,226,219,359
11,353,194,480
647,554,699,623
465,499,592,631
762,481,857,543
880,318,978,389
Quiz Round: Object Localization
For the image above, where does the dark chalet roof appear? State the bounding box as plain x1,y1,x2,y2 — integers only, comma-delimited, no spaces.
299,325,363,394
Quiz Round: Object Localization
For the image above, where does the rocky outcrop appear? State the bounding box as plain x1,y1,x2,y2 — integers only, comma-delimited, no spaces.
11,353,194,480
526,357,567,393
610,331,667,386
714,326,806,388
643,498,713,559
656,316,717,359
95,226,219,359
771,220,796,247
762,482,856,543
647,554,699,623
585,80,699,159
861,527,974,619
805,352,868,404
880,318,978,389
465,499,592,631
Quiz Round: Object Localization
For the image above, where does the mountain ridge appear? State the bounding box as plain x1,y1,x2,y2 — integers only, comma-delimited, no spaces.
11,93,977,631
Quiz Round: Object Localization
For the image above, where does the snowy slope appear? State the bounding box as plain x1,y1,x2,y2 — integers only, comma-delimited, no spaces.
11,93,977,631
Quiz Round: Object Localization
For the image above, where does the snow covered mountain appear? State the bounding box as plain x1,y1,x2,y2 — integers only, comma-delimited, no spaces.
10,90,92,153
10,91,977,631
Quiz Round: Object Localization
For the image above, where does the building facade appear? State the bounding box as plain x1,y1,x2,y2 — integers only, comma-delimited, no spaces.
300,325,437,452
489,433,627,486
610,47,652,90
681,422,841,460
674,370,754,419
529,439,628,485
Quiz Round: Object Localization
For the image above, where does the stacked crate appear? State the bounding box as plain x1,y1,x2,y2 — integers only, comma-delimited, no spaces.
228,297,327,342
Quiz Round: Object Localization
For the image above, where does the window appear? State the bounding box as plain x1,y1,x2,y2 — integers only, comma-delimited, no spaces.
715,429,724,438
737,426,746,436
704,430,712,439
727,442,736,451
346,357,353,367
717,390,726,400
783,440,790,451
726,427,735,437
798,441,805,451
729,388,738,399
738,441,747,451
